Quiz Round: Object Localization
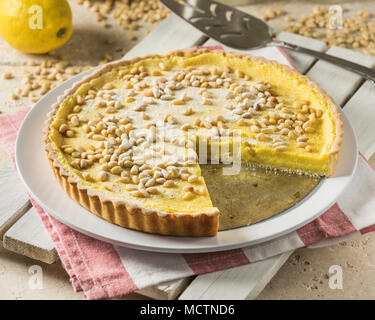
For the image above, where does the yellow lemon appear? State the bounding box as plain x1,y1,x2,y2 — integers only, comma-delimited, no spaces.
0,0,73,54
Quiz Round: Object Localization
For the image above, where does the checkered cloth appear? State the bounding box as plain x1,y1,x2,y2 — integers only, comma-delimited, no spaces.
1,47,375,299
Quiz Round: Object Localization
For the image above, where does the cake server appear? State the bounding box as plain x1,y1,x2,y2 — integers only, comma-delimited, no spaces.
160,0,375,82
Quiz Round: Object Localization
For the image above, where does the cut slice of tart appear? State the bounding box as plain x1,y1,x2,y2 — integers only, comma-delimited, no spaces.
44,49,343,236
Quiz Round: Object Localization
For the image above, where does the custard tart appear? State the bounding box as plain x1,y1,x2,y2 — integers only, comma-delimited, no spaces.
44,49,343,236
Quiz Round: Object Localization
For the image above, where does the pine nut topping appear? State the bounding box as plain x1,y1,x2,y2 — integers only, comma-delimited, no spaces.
66,130,74,138
163,180,175,188
98,171,108,182
59,124,68,134
111,166,122,175
181,124,192,131
275,145,287,152
188,175,198,183
146,187,158,194
54,59,326,198
183,107,193,116
3,72,14,80
183,191,194,201
251,125,260,133
305,145,313,153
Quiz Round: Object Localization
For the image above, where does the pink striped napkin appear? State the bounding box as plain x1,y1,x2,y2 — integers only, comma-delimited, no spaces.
1,47,375,300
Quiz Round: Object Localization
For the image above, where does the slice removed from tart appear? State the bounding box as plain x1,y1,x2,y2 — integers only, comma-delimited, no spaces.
44,49,343,236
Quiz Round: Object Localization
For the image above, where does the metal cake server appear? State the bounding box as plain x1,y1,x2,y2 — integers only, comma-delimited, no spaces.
160,0,375,82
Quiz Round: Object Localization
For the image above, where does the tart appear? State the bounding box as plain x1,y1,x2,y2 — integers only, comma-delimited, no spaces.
44,49,343,237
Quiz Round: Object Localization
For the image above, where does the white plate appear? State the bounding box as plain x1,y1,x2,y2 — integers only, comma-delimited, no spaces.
15,69,358,253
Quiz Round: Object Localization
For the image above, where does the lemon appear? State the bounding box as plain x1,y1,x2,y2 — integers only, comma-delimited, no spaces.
0,0,73,54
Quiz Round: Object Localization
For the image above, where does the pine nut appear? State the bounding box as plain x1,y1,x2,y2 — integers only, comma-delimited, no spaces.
183,191,194,201
182,124,192,131
163,180,175,188
3,72,13,80
275,145,287,152
146,187,158,194
111,166,122,175
93,134,105,141
251,125,260,133
280,128,289,135
188,175,198,183
119,177,130,183
59,124,68,133
66,130,74,137
184,107,193,116
98,171,108,181
145,178,155,187
256,133,265,141
196,187,208,196
129,190,143,198
304,127,315,133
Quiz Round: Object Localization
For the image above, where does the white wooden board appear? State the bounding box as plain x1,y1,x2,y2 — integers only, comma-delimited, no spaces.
179,251,293,300
0,162,30,241
276,31,327,73
343,80,375,158
138,277,193,300
3,207,57,264
125,13,206,59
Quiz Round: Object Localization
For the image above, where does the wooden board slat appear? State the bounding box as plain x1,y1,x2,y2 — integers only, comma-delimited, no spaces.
0,162,30,241
179,251,293,300
124,13,206,59
3,207,58,264
343,80,375,158
306,46,375,106
137,277,193,300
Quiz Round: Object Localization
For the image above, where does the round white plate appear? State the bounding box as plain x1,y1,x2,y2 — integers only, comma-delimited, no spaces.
15,69,358,253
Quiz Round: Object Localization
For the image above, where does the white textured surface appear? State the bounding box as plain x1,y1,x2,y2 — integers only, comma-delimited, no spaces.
115,247,192,289
344,81,375,158
0,162,30,240
125,13,206,59
3,207,57,264
138,278,193,300
179,252,293,300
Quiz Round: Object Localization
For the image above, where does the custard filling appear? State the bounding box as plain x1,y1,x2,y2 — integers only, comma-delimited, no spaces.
48,52,338,215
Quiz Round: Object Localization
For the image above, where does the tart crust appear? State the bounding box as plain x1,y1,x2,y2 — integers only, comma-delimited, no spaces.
44,48,343,237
